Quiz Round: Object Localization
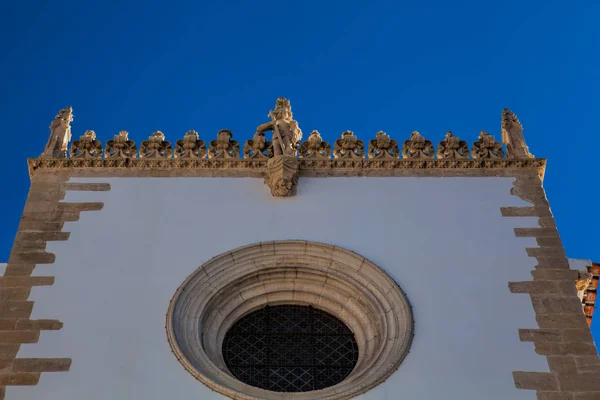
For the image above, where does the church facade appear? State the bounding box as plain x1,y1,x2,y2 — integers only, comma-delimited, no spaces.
1,100,599,399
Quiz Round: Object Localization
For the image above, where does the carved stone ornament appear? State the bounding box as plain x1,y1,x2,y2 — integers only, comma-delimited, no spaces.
175,130,207,159
298,130,331,159
208,129,240,159
41,106,73,158
437,131,470,159
334,131,365,159
575,270,594,304
140,131,173,159
368,131,399,159
255,97,302,156
264,155,299,197
472,130,505,159
243,132,273,159
402,131,434,159
502,108,533,159
70,130,102,159
104,130,137,159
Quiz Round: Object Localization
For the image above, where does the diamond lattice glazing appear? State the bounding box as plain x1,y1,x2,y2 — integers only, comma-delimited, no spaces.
222,305,359,392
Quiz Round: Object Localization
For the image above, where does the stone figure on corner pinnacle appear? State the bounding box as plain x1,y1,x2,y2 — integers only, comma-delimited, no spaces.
41,106,73,158
256,97,302,197
502,108,534,159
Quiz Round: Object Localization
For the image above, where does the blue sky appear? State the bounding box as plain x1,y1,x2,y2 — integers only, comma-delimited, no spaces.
1,1,598,340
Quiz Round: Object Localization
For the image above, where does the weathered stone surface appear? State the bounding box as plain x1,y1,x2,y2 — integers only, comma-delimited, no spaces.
558,373,600,391
15,320,63,331
0,331,39,343
0,277,53,287
65,182,110,191
534,342,597,356
14,232,69,242
531,297,586,314
6,372,41,385
513,371,558,391
0,288,30,301
536,314,589,329
515,228,560,238
8,251,55,264
519,329,562,343
531,270,579,280
536,392,573,400
0,345,19,359
501,206,552,217
12,358,71,372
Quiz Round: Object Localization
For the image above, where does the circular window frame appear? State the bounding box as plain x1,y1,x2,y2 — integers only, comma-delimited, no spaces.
166,241,414,400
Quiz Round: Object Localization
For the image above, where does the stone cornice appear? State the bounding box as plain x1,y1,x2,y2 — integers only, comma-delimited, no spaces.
28,157,547,179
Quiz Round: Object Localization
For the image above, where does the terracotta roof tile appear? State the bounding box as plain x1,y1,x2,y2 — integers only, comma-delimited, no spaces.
583,262,599,326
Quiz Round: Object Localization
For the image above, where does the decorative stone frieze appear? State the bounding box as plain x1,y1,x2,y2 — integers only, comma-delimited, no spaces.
174,130,206,159
334,131,365,159
243,132,273,159
208,129,239,159
472,130,504,159
27,157,547,180
437,131,469,159
367,131,399,159
104,131,137,159
40,107,73,159
264,155,299,197
502,108,533,159
401,131,434,159
139,131,173,159
298,130,331,159
70,130,102,159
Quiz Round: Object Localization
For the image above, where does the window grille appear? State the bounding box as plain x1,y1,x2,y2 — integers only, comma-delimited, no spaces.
222,305,359,392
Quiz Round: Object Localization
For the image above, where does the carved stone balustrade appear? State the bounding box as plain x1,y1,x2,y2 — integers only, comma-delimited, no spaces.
402,131,434,159
140,131,173,159
175,130,207,159
208,129,240,159
298,131,331,159
104,131,137,159
334,131,365,159
243,132,273,159
71,130,102,159
437,131,469,159
472,130,504,159
368,131,399,159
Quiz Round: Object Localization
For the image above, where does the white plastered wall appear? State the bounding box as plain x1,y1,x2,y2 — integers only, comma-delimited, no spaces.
8,177,549,400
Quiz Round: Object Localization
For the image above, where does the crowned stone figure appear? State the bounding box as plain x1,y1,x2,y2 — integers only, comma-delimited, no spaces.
255,97,302,156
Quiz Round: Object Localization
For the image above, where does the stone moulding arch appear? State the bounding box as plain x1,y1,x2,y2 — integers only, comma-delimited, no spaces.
166,240,414,400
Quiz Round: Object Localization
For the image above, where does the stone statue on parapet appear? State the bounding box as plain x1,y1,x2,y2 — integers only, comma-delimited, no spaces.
258,97,302,197
255,97,302,156
502,108,533,159
41,106,73,158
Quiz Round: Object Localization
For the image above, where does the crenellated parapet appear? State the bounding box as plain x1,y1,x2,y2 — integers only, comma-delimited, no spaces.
33,100,544,196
